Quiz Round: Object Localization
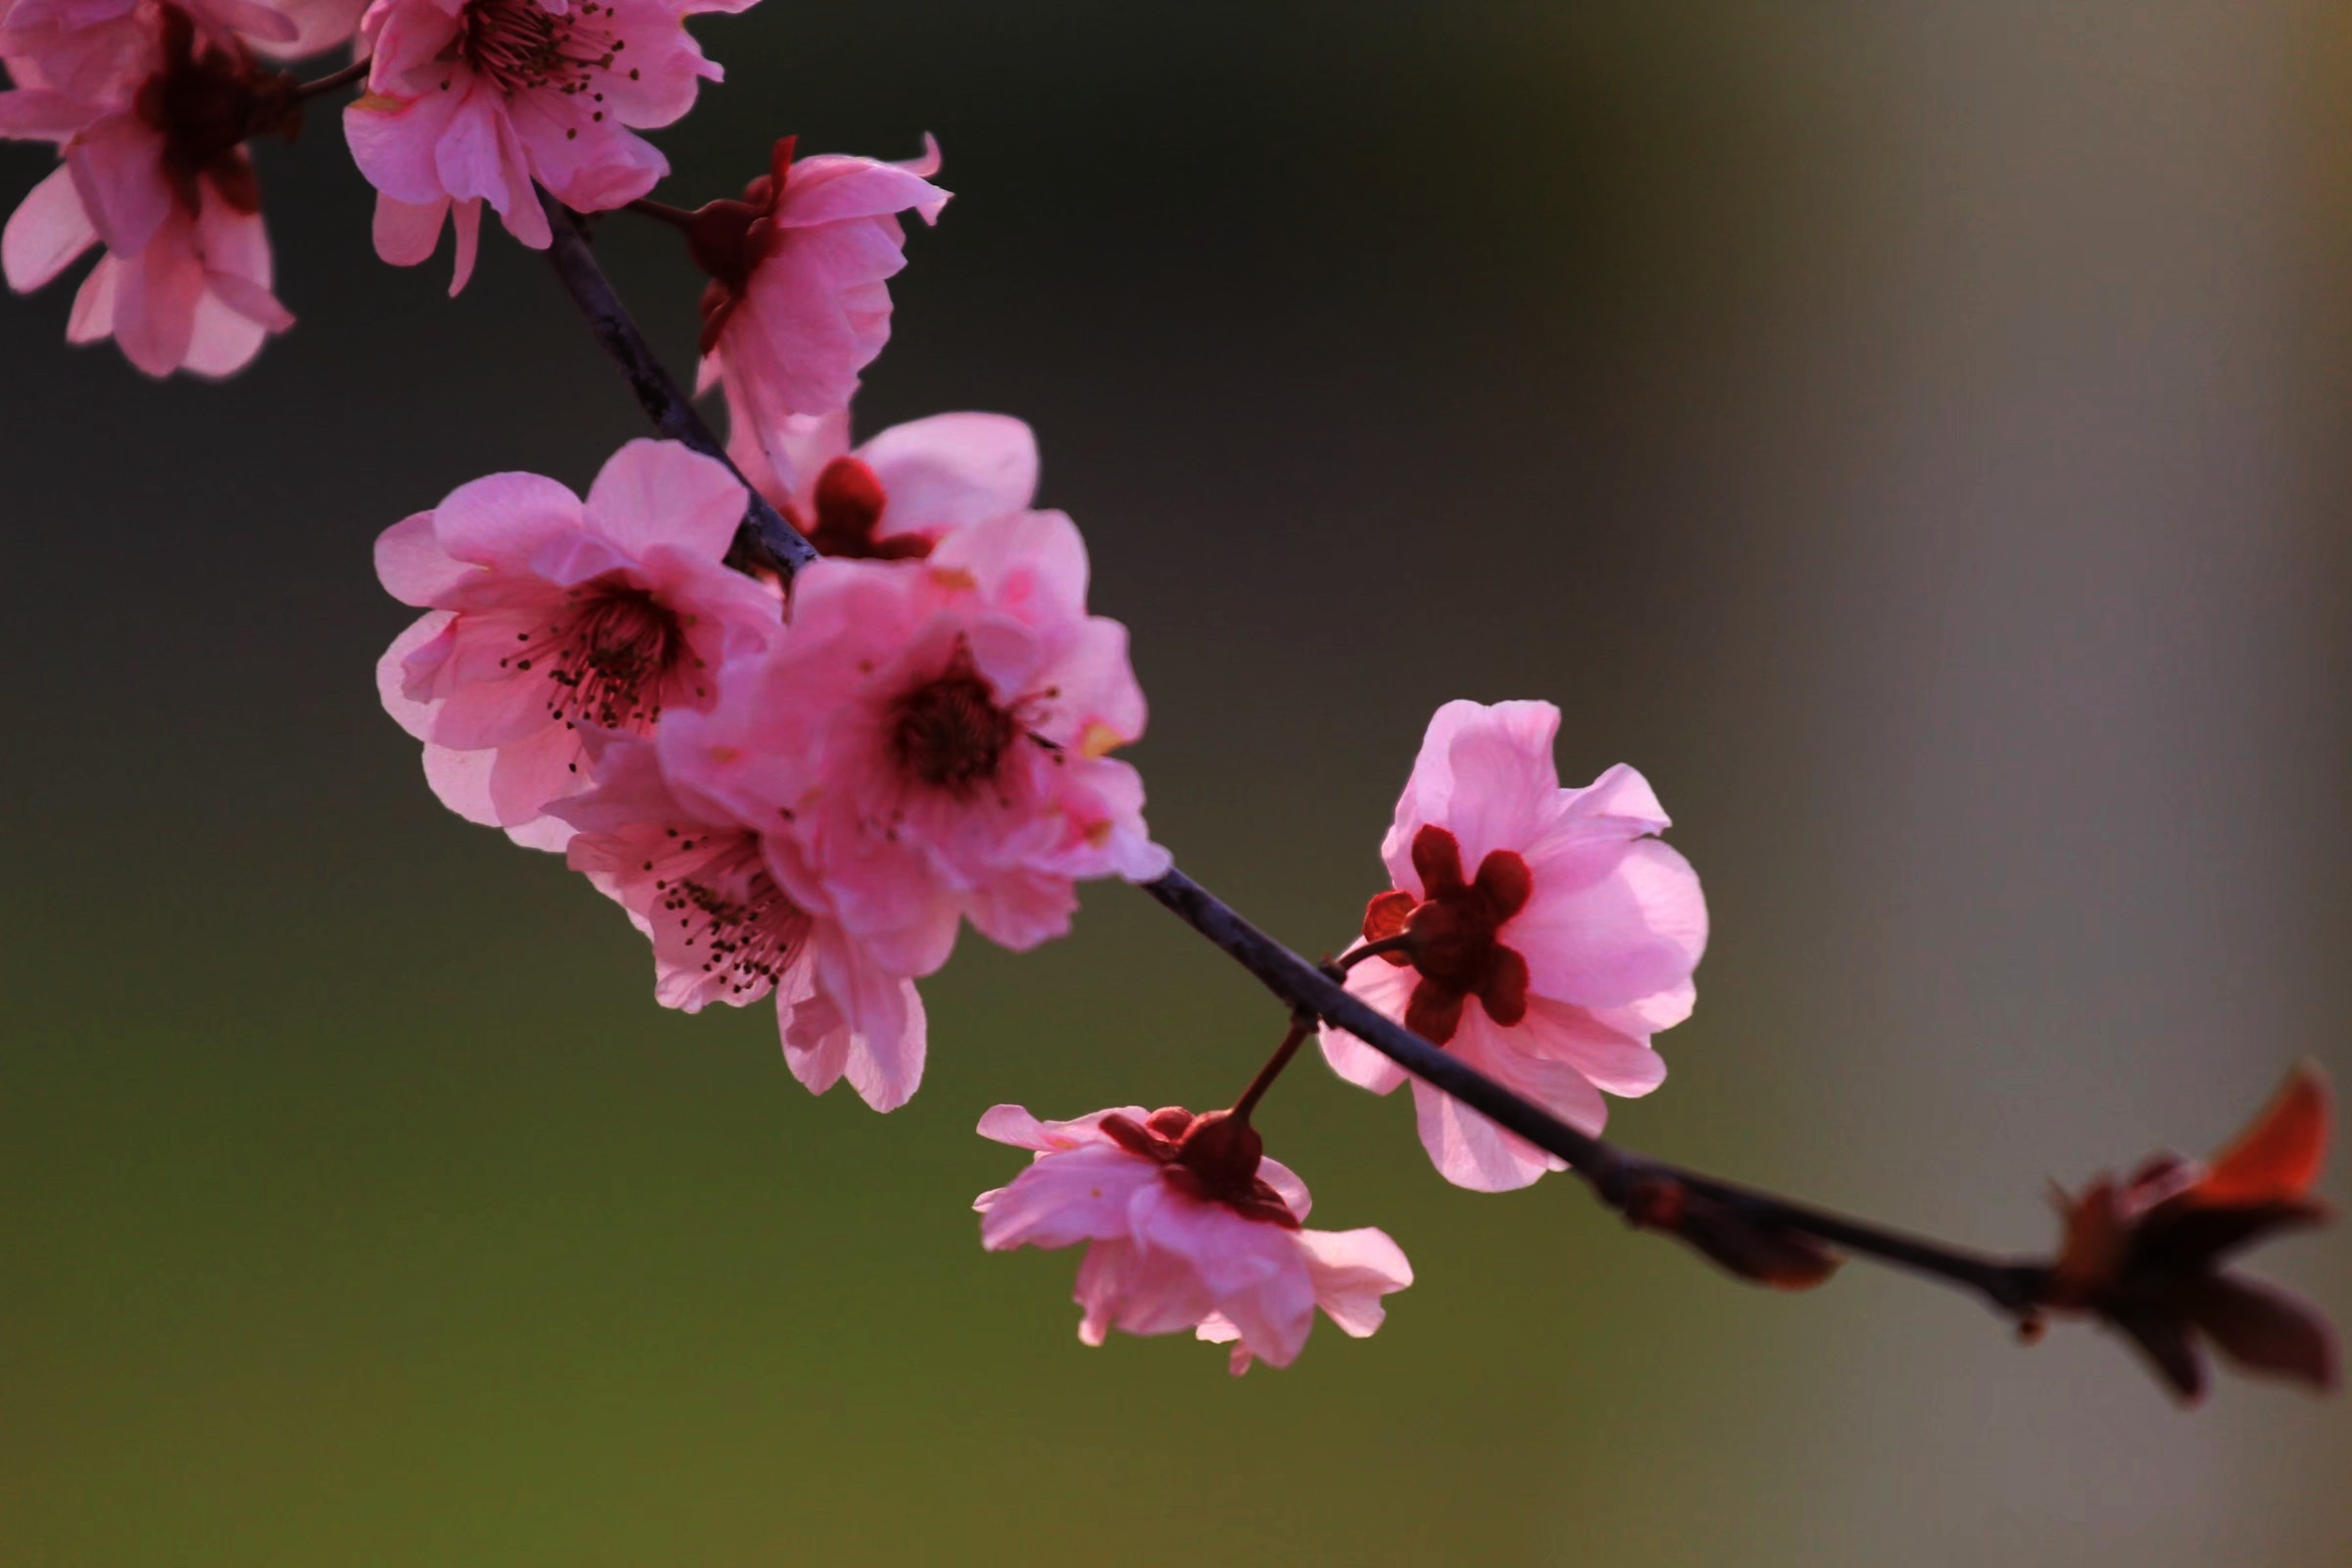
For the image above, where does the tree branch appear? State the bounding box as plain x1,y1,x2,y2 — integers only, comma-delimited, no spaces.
538,191,817,579
538,190,2052,1325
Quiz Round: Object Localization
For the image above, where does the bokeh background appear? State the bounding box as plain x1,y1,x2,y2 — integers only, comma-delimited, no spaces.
5,2,2349,1563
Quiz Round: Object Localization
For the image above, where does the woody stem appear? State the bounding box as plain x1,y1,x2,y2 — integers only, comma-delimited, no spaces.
1229,1017,1312,1125
536,188,817,578
539,184,2052,1325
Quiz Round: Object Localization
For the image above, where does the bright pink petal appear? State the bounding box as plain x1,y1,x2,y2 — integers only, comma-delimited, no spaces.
3,164,97,292
582,438,747,562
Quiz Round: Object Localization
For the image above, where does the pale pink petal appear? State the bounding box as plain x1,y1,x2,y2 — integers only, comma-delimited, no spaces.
1510,838,1706,1009
979,1144,1160,1250
3,164,97,292
1319,958,1415,1095
1409,1081,1563,1193
858,412,1038,531
1512,998,1668,1098
1299,1227,1413,1338
582,438,747,562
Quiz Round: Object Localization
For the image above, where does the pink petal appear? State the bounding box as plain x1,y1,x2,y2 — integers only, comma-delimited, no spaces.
1300,1226,1414,1337
3,164,97,292
582,438,747,562
858,412,1038,531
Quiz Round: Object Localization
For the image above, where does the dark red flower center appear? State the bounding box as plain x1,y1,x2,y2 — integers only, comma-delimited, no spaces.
888,644,1020,798
1100,1106,1300,1228
1360,823,1533,1045
457,0,635,103
135,6,292,218
501,576,700,734
797,458,932,561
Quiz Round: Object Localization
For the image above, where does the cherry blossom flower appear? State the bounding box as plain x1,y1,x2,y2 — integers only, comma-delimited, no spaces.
975,1103,1413,1373
1320,700,1706,1192
553,732,928,1109
673,135,948,483
728,406,1038,562
373,437,782,850
661,507,1168,978
2,3,297,376
344,0,750,294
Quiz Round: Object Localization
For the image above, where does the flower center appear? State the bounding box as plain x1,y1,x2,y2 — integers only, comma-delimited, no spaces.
458,0,632,102
649,830,804,999
1360,824,1533,1045
501,577,698,732
888,646,1018,797
1100,1107,1301,1229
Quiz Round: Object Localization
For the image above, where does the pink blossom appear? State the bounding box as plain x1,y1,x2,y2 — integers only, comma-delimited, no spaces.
2,4,296,376
680,135,948,480
728,406,1038,562
374,437,782,849
553,732,927,1109
975,1103,1413,1373
1320,700,1707,1192
661,507,1168,977
344,0,750,294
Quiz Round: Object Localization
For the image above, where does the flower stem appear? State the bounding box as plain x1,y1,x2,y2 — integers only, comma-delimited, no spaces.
624,197,701,230
293,59,370,100
1332,933,1416,970
1228,1016,1312,1125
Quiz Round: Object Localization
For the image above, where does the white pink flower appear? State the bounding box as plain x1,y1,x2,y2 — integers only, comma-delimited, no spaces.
728,406,1038,562
345,0,750,293
679,135,948,482
1,4,297,376
373,437,781,849
1320,700,1707,1192
975,1103,1413,1374
553,733,927,1110
661,507,1168,977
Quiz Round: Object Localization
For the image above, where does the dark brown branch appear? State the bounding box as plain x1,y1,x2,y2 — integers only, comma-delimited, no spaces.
537,191,817,579
292,59,371,100
539,183,2050,1323
1140,868,2048,1315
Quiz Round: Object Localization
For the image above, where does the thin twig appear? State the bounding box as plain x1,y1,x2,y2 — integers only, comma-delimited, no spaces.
292,59,371,100
539,185,2050,1324
537,190,817,578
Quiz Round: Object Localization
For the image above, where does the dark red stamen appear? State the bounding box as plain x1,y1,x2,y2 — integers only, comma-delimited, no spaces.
1360,823,1534,1045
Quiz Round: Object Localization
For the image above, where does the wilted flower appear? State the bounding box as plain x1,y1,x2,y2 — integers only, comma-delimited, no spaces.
2040,1063,2335,1402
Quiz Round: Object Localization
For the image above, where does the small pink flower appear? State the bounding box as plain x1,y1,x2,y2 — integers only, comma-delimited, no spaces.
662,507,1168,976
729,406,1038,563
344,0,750,293
975,1103,1413,1373
1321,700,1707,1191
374,437,782,849
553,733,927,1109
678,135,948,478
2,4,297,376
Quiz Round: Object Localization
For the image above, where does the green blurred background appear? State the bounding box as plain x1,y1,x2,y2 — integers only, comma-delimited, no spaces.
5,2,2348,1563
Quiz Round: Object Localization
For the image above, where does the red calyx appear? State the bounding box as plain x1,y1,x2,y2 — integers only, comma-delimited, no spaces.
1359,824,1533,1045
135,6,296,219
805,458,932,561
1099,1106,1301,1229
689,137,797,354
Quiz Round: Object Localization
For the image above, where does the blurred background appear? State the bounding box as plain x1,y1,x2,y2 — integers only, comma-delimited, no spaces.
4,2,2349,1563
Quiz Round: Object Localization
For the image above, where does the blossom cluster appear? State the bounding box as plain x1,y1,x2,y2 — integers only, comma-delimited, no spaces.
0,0,1725,1379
